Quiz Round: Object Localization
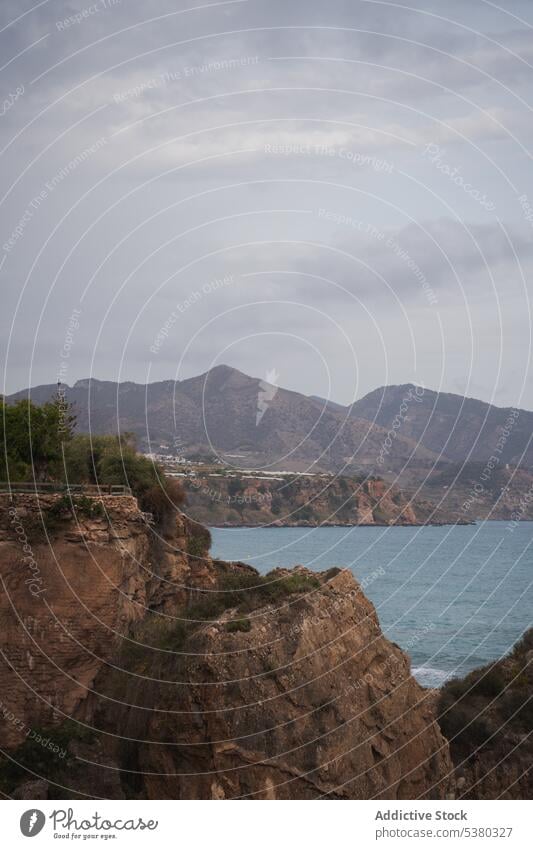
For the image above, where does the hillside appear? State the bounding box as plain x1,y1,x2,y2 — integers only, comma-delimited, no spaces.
408,462,533,522
349,384,533,469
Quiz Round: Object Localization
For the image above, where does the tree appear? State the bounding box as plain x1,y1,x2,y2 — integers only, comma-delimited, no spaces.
0,395,77,481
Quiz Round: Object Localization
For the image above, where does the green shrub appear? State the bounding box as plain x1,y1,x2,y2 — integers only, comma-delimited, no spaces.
443,665,505,702
63,434,185,526
225,618,252,633
472,667,506,698
47,494,104,521
0,396,76,483
438,697,490,747
217,570,320,613
0,720,95,794
139,478,185,524
186,522,212,558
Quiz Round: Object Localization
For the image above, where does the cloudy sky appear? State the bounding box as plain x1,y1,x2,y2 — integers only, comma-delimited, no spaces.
1,0,532,408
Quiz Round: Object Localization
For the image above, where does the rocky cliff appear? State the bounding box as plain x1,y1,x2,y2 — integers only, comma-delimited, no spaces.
411,462,533,522
0,492,211,748
183,473,467,527
0,493,454,799
106,568,452,800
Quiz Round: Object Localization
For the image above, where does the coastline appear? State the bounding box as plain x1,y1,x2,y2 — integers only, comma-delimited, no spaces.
209,519,476,528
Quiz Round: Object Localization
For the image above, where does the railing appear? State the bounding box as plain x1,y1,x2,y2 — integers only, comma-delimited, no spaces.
0,482,132,496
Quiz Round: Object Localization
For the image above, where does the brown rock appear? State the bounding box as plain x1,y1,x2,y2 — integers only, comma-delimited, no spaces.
116,570,453,799
0,493,207,747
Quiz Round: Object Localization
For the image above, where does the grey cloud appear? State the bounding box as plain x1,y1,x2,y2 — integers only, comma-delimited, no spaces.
1,0,533,408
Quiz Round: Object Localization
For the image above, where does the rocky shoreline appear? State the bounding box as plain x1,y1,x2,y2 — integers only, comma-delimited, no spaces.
183,473,471,528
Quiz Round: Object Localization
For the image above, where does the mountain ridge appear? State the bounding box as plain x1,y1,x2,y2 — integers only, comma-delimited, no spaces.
7,368,437,475
7,366,533,475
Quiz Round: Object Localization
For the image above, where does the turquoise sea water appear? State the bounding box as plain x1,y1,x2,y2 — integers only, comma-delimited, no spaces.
210,522,532,687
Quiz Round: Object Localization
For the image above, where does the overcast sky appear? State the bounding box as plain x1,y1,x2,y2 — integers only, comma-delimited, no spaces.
1,0,533,408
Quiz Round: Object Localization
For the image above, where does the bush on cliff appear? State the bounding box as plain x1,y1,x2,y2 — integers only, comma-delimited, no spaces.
0,720,95,796
121,570,321,663
46,494,105,525
185,570,321,623
0,397,185,527
185,519,212,558
62,433,185,525
438,628,533,758
0,395,76,482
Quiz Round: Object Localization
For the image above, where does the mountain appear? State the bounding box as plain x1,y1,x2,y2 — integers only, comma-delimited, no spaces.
8,366,439,475
7,369,533,517
349,384,533,469
308,394,347,413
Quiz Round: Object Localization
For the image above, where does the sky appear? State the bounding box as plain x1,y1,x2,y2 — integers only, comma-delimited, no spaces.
1,0,533,408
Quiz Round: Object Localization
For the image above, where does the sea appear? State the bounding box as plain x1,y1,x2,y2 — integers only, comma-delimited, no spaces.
210,521,532,688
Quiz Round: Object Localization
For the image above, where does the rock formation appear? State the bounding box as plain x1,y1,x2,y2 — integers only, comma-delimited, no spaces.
183,472,467,527
110,568,452,800
0,492,454,799
0,493,210,748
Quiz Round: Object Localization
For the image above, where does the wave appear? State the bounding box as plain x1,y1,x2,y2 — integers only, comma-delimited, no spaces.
412,666,453,688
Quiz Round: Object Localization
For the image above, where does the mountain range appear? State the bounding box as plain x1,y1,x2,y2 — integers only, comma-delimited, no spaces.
8,364,532,474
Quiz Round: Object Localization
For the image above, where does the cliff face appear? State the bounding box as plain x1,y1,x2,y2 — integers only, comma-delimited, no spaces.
183,473,465,527
115,569,452,800
0,493,454,799
415,463,533,522
0,493,210,747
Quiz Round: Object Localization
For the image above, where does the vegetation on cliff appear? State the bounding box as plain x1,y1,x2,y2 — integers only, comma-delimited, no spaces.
438,628,532,799
120,566,321,665
0,395,76,481
0,721,96,799
1,397,184,526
